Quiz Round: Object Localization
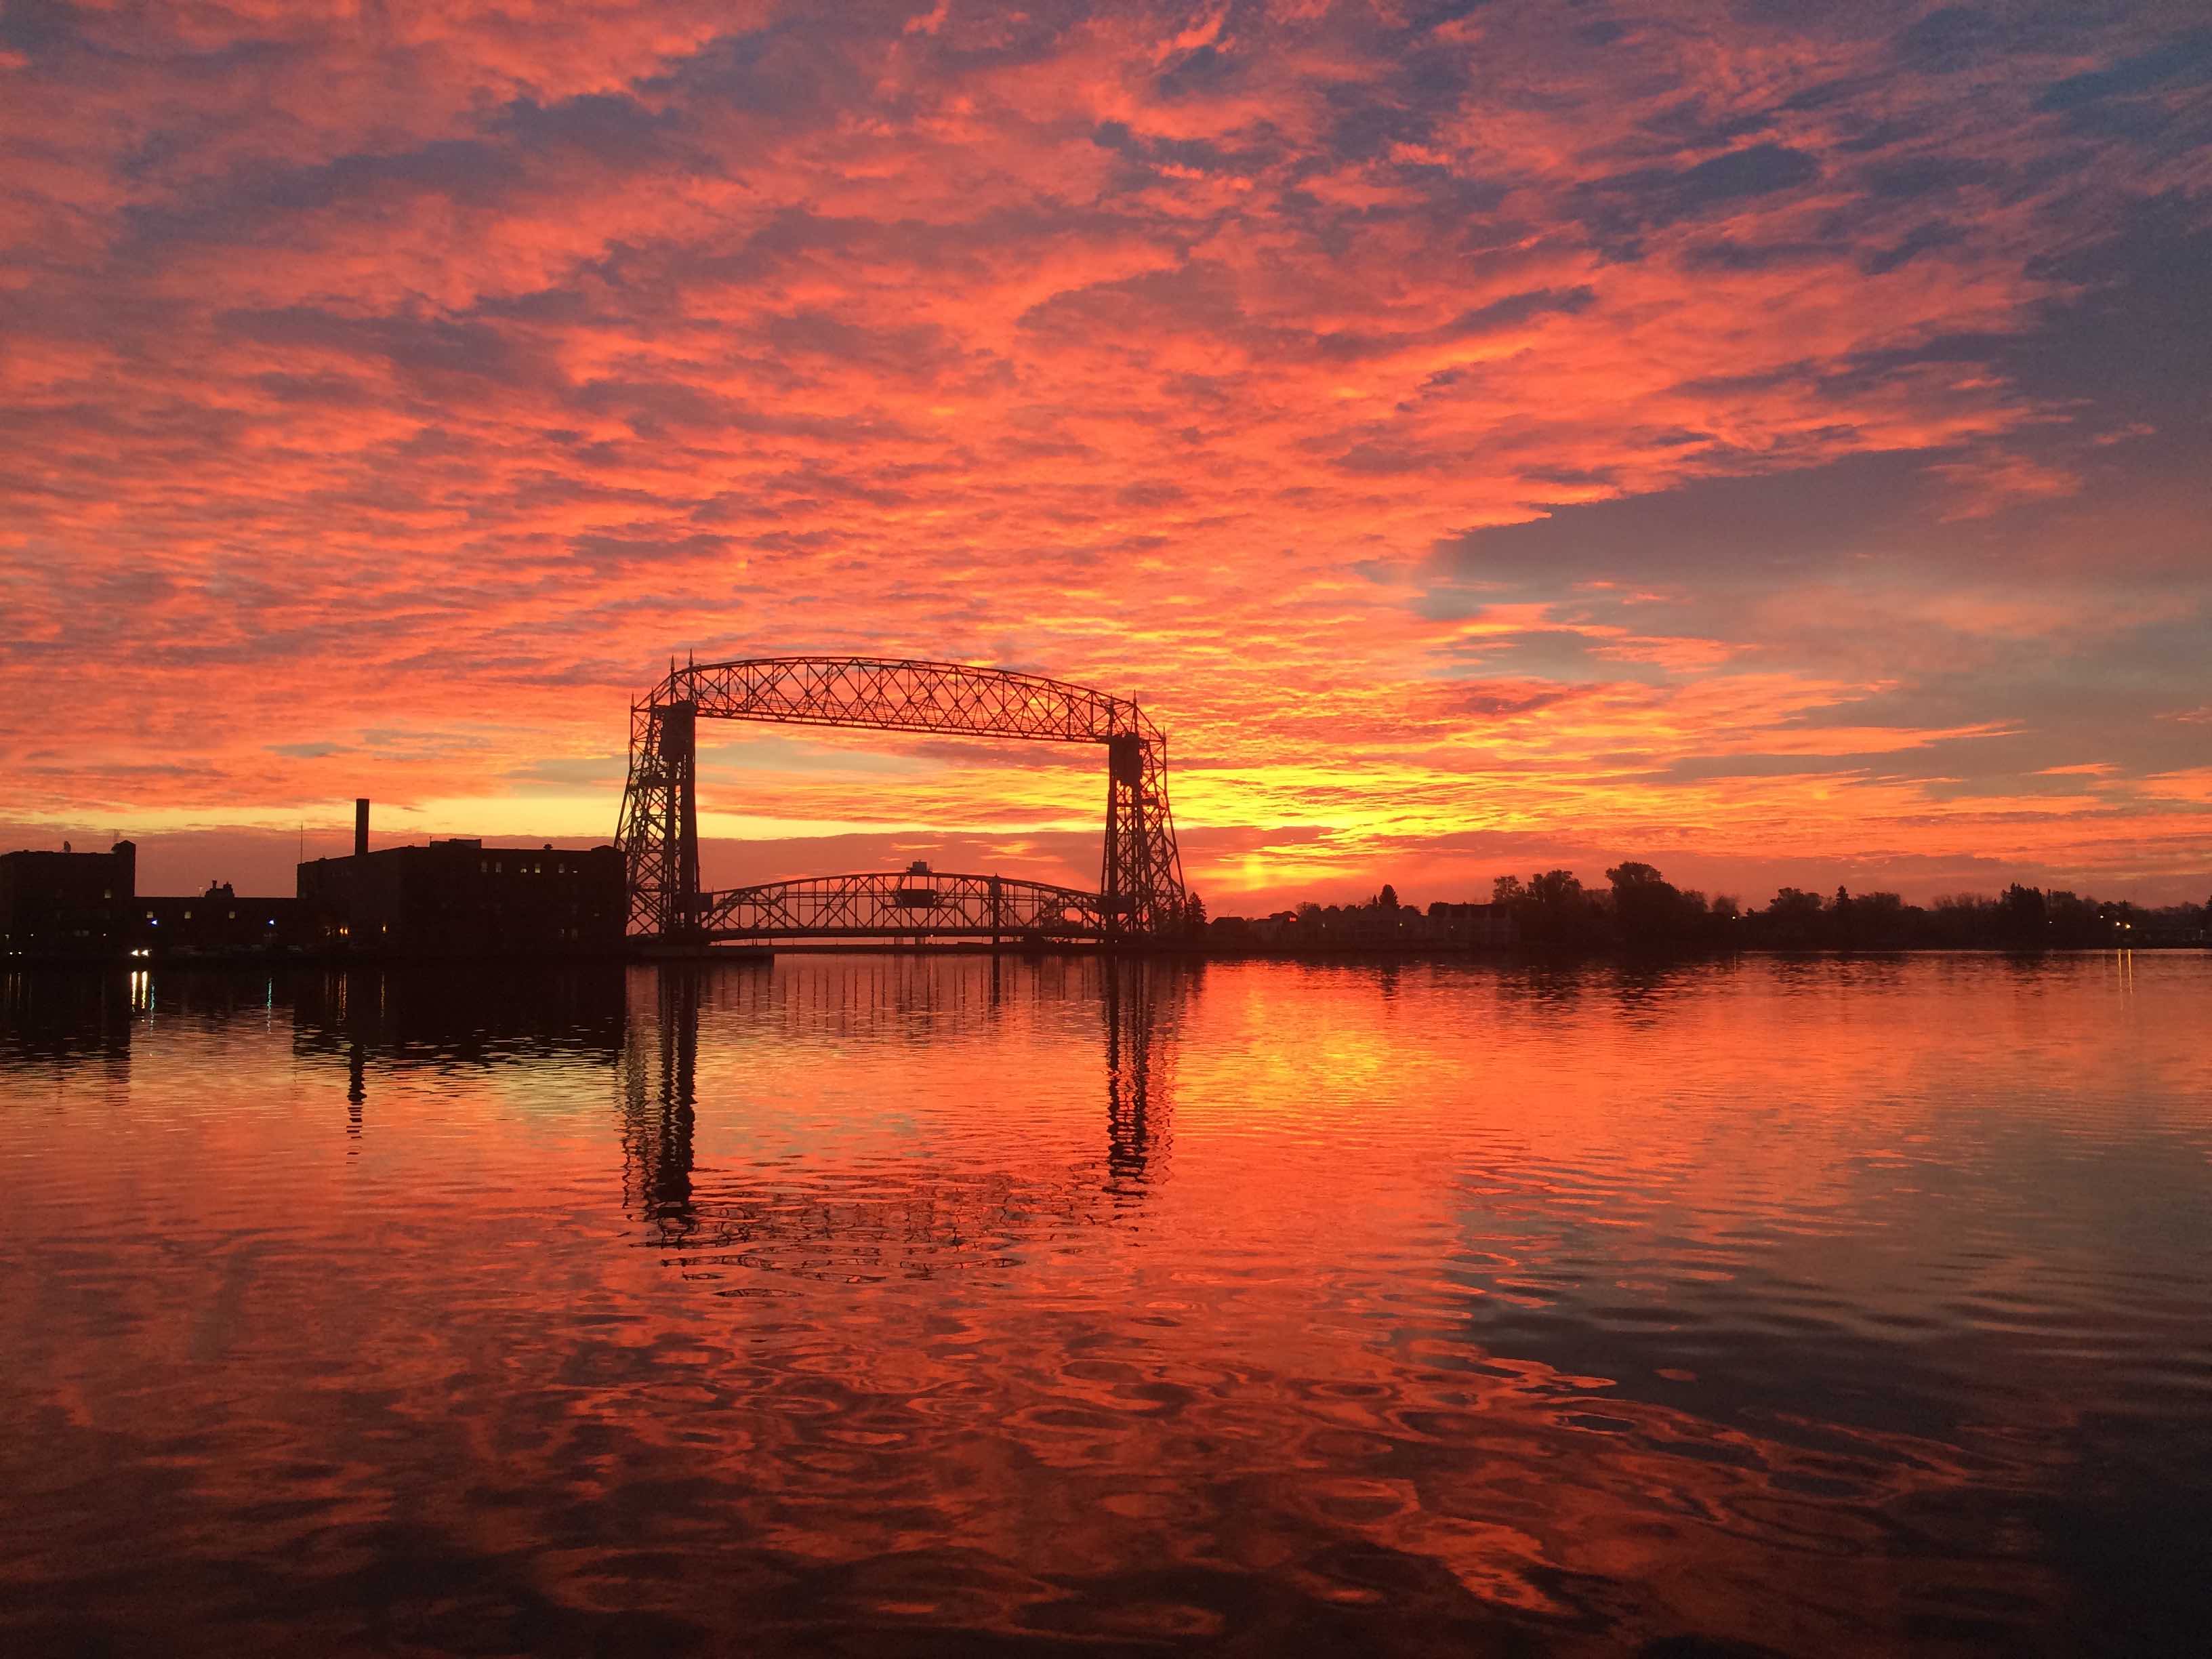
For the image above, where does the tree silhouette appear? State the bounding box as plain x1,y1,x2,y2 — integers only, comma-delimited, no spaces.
1765,887,1825,948
1530,869,1582,907
1183,890,1208,933
1509,869,1597,949
1997,882,2048,949
1605,861,1688,948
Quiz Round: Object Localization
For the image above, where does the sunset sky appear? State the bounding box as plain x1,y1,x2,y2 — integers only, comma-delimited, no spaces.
3,0,2208,906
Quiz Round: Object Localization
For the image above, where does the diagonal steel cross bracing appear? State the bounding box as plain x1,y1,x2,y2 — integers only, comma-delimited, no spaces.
697,871,1103,942
615,657,1188,942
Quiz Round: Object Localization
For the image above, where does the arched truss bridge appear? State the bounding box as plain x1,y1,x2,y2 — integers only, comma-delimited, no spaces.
615,657,1188,943
697,869,1102,942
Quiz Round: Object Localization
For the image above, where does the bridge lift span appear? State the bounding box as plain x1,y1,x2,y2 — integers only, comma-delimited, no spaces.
695,867,1102,944
614,657,1188,945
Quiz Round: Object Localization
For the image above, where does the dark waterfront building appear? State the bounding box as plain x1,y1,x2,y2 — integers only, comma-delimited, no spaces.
7,806,628,964
0,839,136,960
1422,900,1517,949
296,838,627,957
3,843,304,963
132,883,304,960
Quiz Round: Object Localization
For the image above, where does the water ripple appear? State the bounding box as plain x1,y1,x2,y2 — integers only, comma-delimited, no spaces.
2,954,2209,1654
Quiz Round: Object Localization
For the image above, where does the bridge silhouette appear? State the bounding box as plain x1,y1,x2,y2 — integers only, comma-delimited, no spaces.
615,657,1189,946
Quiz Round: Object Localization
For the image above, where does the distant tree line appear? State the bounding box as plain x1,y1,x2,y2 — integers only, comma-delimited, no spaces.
1487,863,2210,953
1203,881,1508,950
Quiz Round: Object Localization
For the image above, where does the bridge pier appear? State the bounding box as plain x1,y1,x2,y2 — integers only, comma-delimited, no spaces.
661,699,701,937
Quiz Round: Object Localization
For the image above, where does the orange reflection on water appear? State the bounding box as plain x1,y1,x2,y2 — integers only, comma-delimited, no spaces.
1,954,2208,1654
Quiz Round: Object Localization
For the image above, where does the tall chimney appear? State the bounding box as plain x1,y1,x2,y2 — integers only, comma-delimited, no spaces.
354,798,370,859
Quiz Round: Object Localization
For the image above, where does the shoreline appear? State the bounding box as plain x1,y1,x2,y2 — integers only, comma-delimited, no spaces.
5,941,2205,973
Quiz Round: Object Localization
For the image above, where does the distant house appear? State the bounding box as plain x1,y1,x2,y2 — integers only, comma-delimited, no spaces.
0,840,136,960
2142,905,2210,947
1425,901,1516,949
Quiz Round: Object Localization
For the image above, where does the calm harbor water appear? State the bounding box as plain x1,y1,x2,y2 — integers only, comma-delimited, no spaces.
2,952,2207,1656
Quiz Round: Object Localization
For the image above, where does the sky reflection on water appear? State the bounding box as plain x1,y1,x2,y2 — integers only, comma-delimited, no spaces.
1,953,2208,1656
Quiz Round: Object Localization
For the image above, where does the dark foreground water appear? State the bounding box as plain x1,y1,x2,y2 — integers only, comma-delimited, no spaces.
1,954,2207,1657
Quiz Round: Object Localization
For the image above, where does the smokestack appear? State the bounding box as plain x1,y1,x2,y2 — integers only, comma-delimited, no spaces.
354,798,369,859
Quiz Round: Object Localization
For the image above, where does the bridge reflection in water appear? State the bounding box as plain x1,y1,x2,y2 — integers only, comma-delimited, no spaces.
26,957,1190,1262
617,957,1189,1274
